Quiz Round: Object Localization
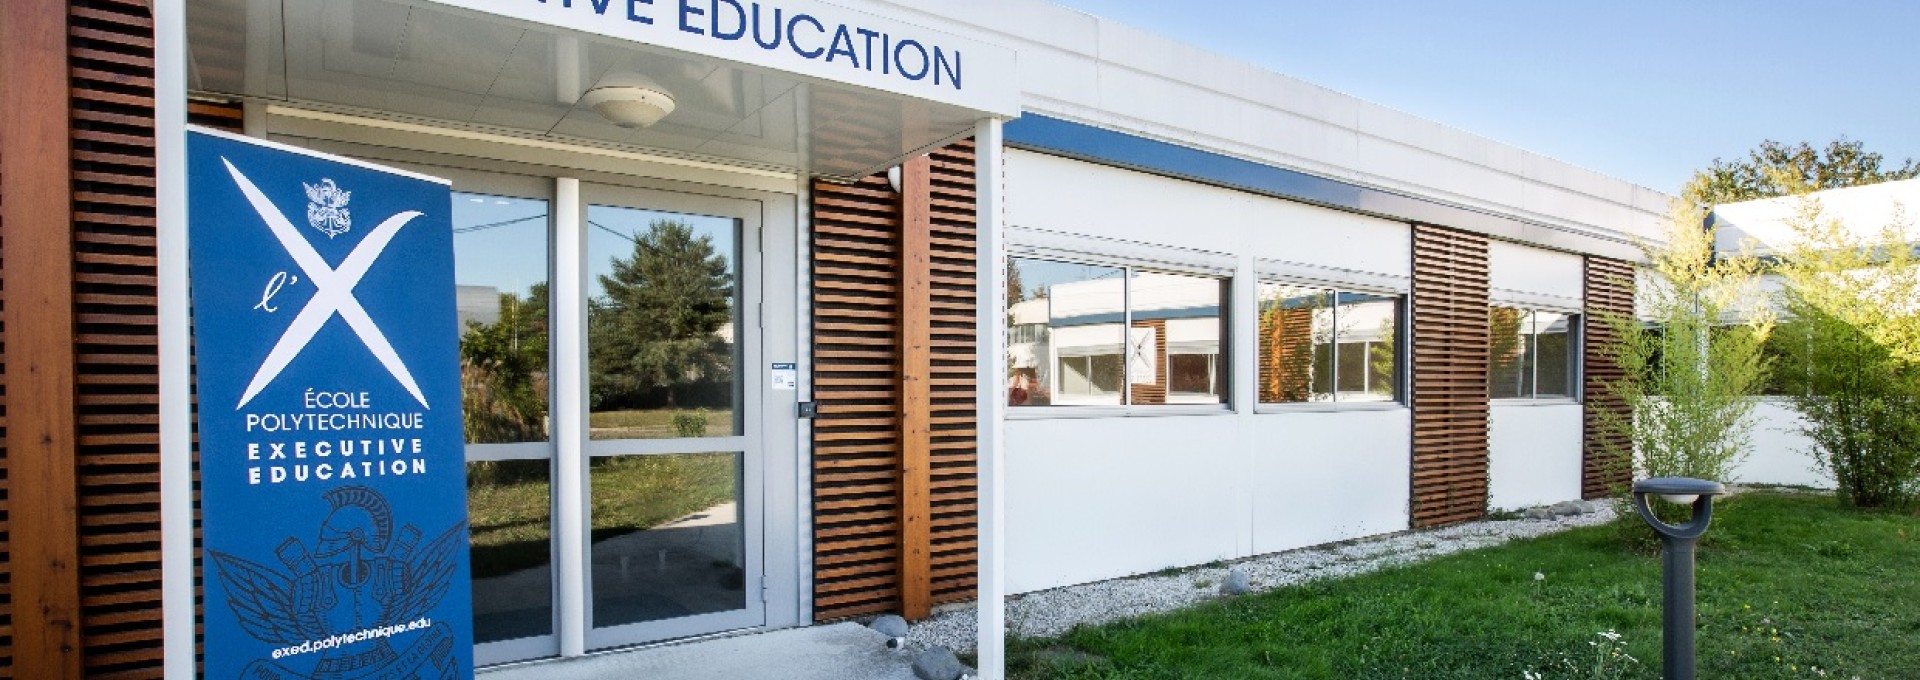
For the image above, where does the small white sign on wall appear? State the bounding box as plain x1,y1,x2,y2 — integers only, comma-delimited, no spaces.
770,362,798,391
1128,327,1157,385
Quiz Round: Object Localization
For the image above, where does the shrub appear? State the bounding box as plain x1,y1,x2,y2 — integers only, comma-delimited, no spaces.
1772,190,1920,509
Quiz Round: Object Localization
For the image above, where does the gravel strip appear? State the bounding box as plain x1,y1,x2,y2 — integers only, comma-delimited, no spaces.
905,504,1618,654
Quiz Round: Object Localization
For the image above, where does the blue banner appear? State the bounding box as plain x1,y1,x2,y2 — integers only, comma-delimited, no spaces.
188,129,473,680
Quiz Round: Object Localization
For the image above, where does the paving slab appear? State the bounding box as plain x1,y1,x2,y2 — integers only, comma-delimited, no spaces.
479,623,921,680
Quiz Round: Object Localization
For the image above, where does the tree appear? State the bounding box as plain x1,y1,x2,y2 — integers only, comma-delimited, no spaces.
591,219,733,408
1594,202,1773,485
461,283,549,445
1683,137,1918,209
1770,187,1920,508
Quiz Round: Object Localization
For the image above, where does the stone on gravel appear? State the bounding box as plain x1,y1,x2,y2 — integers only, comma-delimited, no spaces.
869,614,910,648
1524,506,1555,520
1219,568,1252,595
1549,500,1582,516
913,646,966,680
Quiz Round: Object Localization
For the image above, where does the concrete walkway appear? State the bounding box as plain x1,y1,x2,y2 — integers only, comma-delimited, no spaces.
478,623,920,680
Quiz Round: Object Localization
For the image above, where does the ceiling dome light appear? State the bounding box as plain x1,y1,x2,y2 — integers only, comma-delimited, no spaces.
580,84,676,129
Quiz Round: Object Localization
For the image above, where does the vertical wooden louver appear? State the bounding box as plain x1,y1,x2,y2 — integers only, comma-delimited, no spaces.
70,1,170,675
919,142,980,612
1408,224,1492,527
811,170,908,620
1582,256,1635,499
810,139,978,622
58,0,245,674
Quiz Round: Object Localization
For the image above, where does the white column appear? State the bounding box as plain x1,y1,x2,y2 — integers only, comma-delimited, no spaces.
553,177,590,656
154,1,195,678
973,117,1009,680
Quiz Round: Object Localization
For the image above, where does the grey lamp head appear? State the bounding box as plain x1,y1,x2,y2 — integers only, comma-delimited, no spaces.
1633,477,1728,505
1631,477,1727,540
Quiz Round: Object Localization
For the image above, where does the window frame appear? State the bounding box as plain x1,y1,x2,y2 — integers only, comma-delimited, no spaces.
1006,252,1234,418
1487,304,1584,405
1253,277,1410,413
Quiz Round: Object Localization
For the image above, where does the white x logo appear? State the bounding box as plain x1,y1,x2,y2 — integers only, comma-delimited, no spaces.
222,158,430,410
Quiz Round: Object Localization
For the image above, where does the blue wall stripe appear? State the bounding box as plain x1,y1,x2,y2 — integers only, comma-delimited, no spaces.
1003,114,1567,238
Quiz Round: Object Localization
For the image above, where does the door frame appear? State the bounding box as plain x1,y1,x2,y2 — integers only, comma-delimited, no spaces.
573,182,768,651
260,126,809,665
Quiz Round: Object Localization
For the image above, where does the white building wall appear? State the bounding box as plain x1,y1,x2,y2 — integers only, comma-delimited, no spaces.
1249,410,1411,555
1486,240,1587,508
1735,401,1832,489
1489,240,1585,304
1487,404,1585,509
1004,416,1243,593
1003,149,1414,594
851,0,1669,258
1008,150,1411,276
1712,178,1920,256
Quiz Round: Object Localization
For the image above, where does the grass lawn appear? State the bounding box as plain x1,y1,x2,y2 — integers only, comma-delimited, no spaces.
465,453,737,579
590,407,736,439
1008,492,1920,679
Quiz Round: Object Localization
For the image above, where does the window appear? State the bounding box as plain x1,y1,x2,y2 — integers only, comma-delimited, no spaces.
1257,283,1403,404
1490,306,1580,400
1007,258,1228,408
454,192,552,445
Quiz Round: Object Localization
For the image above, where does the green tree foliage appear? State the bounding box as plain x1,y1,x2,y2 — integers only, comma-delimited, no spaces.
1595,203,1772,485
1369,315,1397,400
590,219,733,408
1683,138,1918,209
1256,291,1324,403
1489,306,1527,394
461,283,549,445
1771,188,1920,508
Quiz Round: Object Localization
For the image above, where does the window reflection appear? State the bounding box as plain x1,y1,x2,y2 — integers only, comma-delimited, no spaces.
1257,283,1334,403
588,452,744,628
1490,306,1579,400
586,206,741,439
1129,271,1228,406
467,459,554,643
1006,260,1228,407
1258,284,1403,404
1007,259,1125,406
454,193,551,444
1335,292,1401,402
1490,307,1532,399
1535,311,1574,398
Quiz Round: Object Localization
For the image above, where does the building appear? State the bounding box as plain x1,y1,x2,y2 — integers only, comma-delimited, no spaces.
0,0,1668,677
1710,177,1920,490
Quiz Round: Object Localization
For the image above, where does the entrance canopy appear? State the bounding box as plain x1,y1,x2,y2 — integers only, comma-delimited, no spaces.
185,0,1018,180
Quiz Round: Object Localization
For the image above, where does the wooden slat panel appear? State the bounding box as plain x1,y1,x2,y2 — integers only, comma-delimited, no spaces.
812,155,905,621
811,135,980,621
1582,256,1635,499
61,0,243,673
1408,225,1491,527
921,140,978,608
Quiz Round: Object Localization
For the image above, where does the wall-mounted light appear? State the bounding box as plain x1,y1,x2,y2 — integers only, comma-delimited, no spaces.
579,74,676,129
886,165,903,193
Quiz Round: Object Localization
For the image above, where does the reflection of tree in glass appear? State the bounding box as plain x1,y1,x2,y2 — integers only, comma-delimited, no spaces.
1370,315,1397,398
1489,307,1527,397
591,220,733,409
1259,290,1327,403
462,283,549,445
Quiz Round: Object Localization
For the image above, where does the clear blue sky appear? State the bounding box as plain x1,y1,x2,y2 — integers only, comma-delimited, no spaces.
1045,0,1920,195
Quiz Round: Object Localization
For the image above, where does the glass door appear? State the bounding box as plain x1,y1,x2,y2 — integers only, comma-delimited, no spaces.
579,184,766,649
449,176,562,666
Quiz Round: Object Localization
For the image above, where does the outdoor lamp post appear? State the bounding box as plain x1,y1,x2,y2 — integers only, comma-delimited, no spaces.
1631,477,1728,680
